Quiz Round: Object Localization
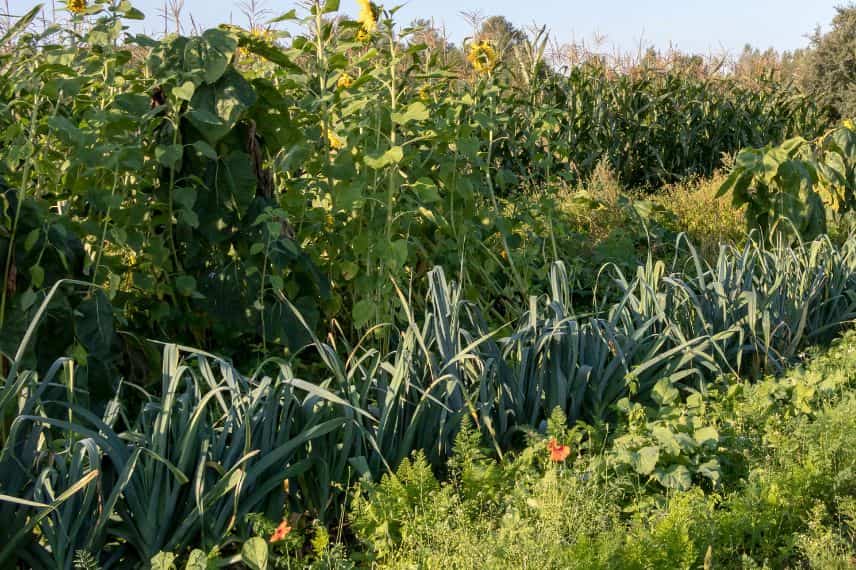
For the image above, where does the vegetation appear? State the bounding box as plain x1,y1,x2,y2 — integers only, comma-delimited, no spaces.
0,0,830,387
716,123,856,240
341,330,856,568
0,0,854,568
800,5,856,121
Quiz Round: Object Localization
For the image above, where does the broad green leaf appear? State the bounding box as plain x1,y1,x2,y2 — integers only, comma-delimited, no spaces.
321,0,340,13
216,151,257,212
412,177,440,202
241,537,269,570
651,426,682,456
352,299,375,328
202,29,239,83
174,186,197,210
633,446,660,476
697,459,721,484
715,168,741,198
654,464,693,491
175,275,197,296
267,9,297,23
392,101,429,125
340,261,359,280
192,140,218,159
23,228,40,252
364,146,404,169
48,115,87,147
29,265,44,288
185,549,208,570
182,30,238,85
336,184,363,210
116,0,145,19
693,426,719,446
173,81,196,101
651,378,679,406
151,551,177,570
188,68,256,144
388,239,408,270
219,25,301,72
156,144,183,170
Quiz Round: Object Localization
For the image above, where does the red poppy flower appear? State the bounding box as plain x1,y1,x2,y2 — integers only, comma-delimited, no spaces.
547,437,571,462
269,519,292,543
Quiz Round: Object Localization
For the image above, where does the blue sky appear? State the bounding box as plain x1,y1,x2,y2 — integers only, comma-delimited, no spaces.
8,0,843,55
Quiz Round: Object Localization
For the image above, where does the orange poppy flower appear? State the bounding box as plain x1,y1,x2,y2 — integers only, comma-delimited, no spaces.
547,438,571,462
269,519,292,543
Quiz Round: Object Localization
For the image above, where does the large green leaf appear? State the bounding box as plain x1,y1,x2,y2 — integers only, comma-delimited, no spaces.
653,464,693,491
633,446,660,476
242,537,268,570
187,67,256,144
183,29,238,85
216,151,257,213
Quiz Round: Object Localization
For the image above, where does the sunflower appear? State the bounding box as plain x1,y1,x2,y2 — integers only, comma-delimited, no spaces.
467,40,498,74
324,127,345,150
356,28,371,43
337,72,354,90
68,0,86,14
357,0,377,34
238,26,275,59
417,83,431,101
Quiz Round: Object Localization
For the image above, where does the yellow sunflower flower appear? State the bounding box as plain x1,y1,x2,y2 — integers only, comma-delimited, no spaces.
467,40,498,74
337,72,353,90
844,118,855,131
324,127,345,150
356,28,371,43
68,0,86,14
357,0,377,34
238,26,275,59
417,83,431,101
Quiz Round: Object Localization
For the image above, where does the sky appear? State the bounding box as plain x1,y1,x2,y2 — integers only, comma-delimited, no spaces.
4,0,844,56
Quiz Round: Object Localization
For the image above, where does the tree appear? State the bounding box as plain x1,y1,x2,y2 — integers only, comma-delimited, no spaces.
802,5,856,120
407,18,465,70
476,15,526,56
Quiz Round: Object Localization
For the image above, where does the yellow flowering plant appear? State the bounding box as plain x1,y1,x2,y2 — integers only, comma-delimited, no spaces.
324,126,345,150
237,26,276,60
357,0,377,34
467,40,498,74
356,28,371,43
67,0,87,14
337,72,353,90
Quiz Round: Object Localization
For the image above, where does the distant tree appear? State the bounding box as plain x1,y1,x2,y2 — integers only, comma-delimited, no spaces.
476,15,526,55
408,18,465,70
801,5,856,120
